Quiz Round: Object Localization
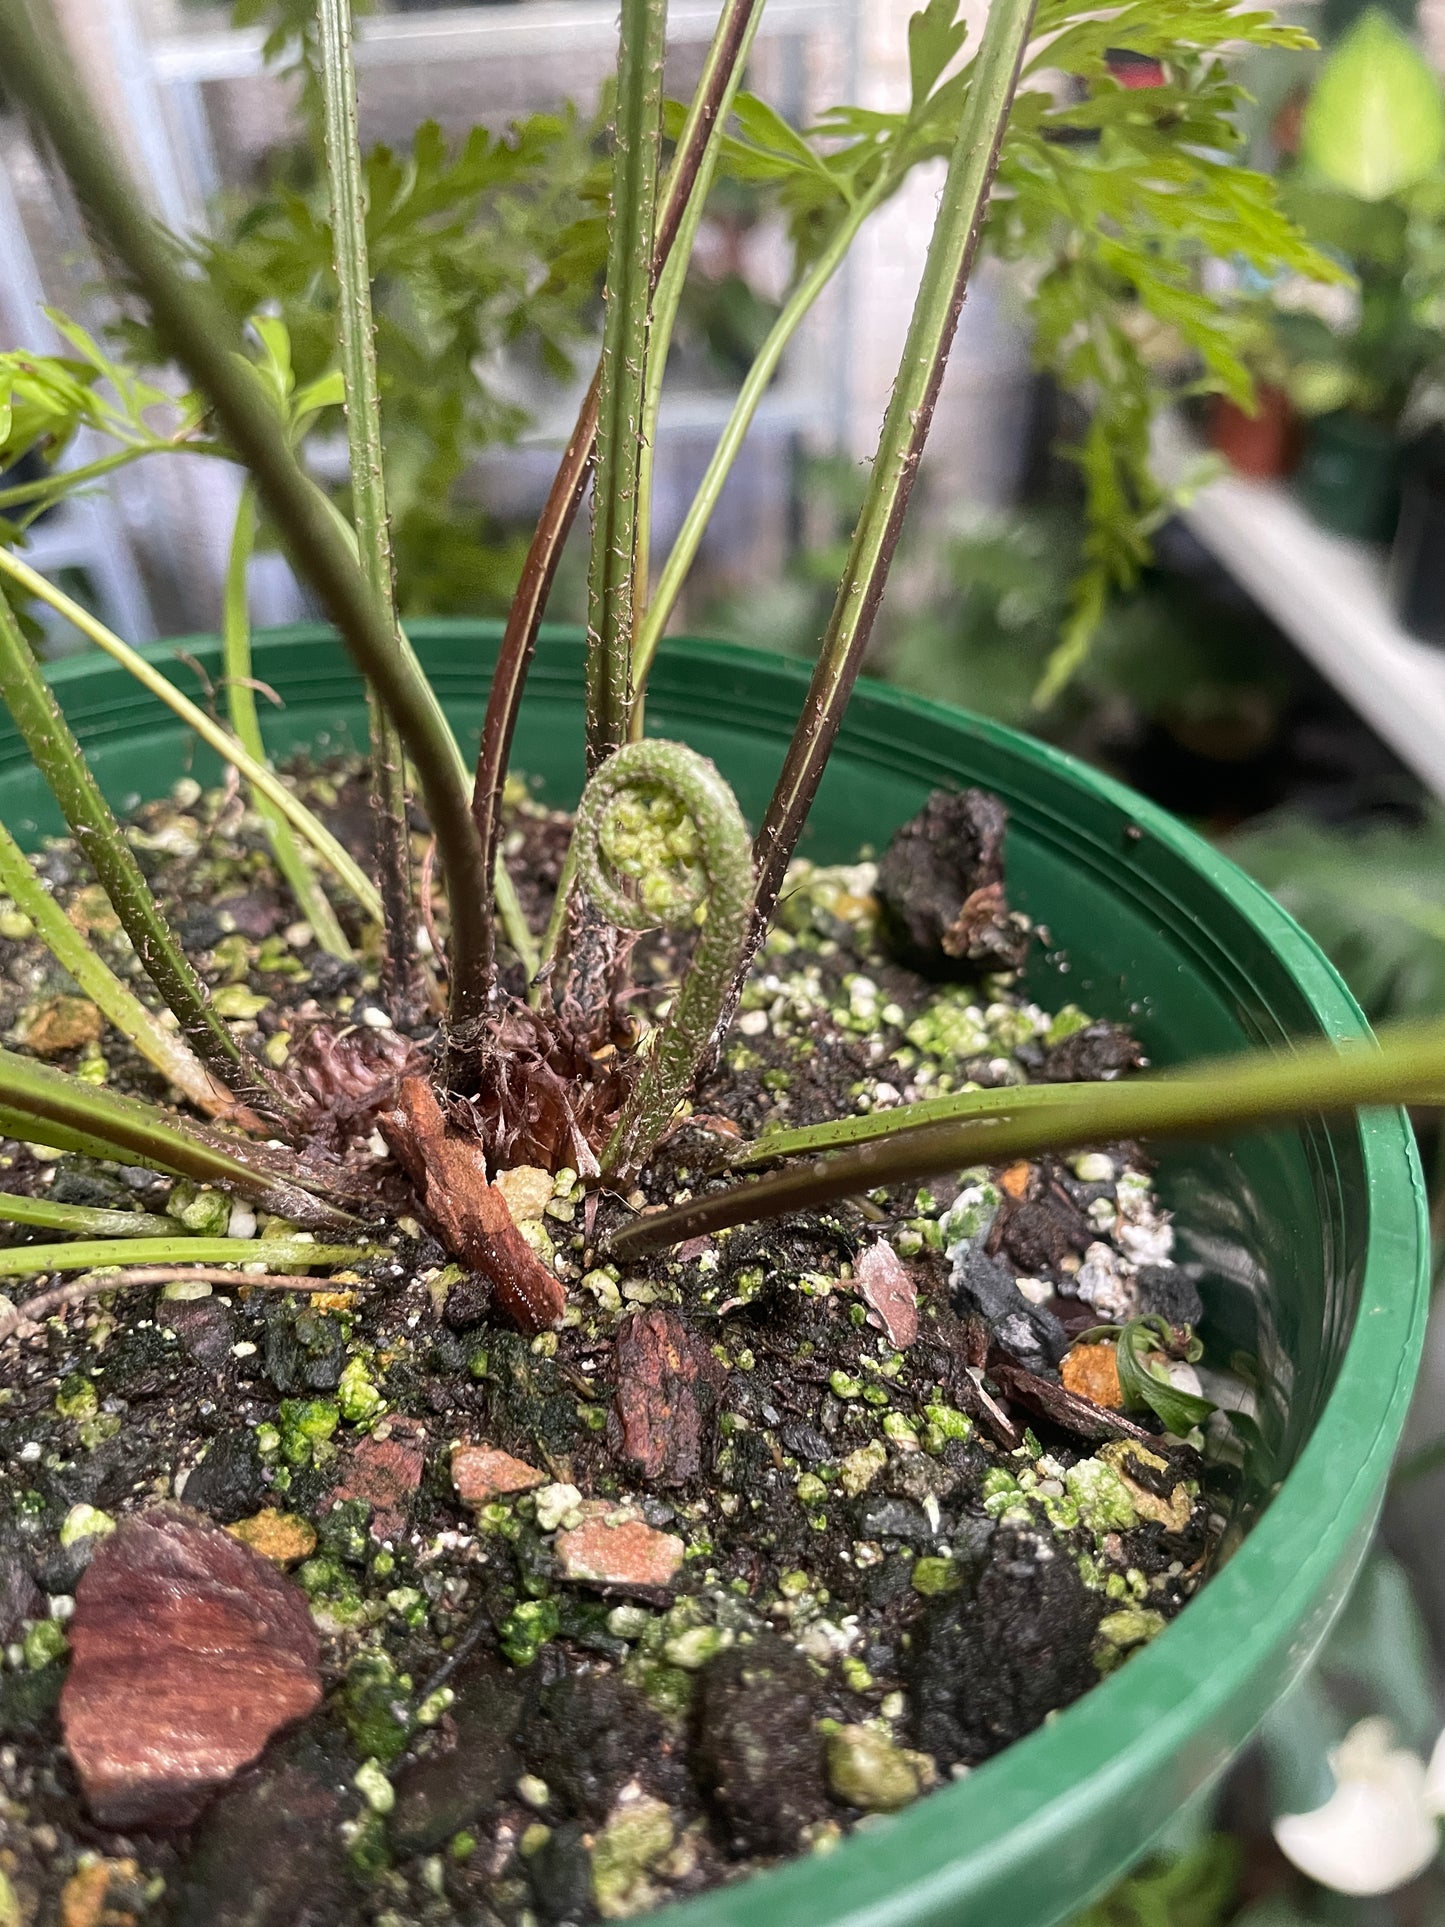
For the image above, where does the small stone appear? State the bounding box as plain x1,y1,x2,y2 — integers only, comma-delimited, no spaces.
167,1743,351,1926
591,1791,675,1921
534,1482,584,1532
329,1420,426,1542
59,1505,116,1550
1098,1607,1166,1650
160,1278,213,1302
19,995,103,1057
211,985,269,1020
225,1510,317,1566
353,1756,395,1813
840,1440,888,1498
168,1298,236,1370
451,1443,547,1508
166,1182,232,1237
998,1161,1032,1199
494,1164,555,1225
663,1623,727,1670
60,1507,322,1828
1060,1343,1124,1410
524,1671,663,1824
826,1725,923,1812
58,1861,110,1927
853,1241,919,1350
555,1503,684,1593
337,1355,385,1425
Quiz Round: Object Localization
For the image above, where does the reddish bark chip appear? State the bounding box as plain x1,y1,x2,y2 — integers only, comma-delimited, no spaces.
329,1418,427,1542
854,1241,919,1350
378,1074,565,1334
452,1443,547,1508
60,1506,321,1829
611,1308,724,1487
555,1502,685,1592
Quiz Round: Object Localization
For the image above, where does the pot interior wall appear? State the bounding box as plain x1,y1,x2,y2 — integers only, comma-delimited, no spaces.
0,621,1424,1927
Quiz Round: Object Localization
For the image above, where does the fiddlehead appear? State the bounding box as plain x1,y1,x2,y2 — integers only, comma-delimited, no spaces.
573,739,754,1181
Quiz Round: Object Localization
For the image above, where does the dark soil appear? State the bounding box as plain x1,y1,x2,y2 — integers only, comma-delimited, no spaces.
0,766,1224,1926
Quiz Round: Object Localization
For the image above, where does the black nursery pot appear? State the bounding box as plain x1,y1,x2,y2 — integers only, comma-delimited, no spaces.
1390,434,1445,646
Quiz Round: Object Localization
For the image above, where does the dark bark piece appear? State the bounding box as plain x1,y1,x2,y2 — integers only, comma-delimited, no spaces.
523,1669,663,1824
59,1506,322,1829
378,1073,565,1334
691,1634,828,1854
168,1738,353,1927
1034,1020,1146,1084
610,1307,725,1487
907,1525,1104,1767
183,1428,268,1525
0,1548,42,1644
391,1660,525,1853
989,1358,1156,1443
989,1181,1092,1277
1135,1263,1205,1327
876,788,1031,974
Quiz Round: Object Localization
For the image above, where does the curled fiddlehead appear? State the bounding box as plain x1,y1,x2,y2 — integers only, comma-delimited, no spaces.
573,739,754,1181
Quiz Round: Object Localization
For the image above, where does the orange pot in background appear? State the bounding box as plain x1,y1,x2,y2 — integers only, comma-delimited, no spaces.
1207,385,1302,480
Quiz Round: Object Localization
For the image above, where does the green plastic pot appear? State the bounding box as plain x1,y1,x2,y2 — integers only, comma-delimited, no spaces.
1295,410,1403,543
0,623,1426,1927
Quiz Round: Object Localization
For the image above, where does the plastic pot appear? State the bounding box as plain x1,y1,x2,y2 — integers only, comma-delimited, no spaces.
1390,435,1445,645
1294,410,1403,542
0,624,1426,1927
1207,386,1301,481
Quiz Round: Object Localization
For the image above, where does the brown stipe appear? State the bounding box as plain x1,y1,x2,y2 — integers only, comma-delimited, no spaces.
468,0,763,992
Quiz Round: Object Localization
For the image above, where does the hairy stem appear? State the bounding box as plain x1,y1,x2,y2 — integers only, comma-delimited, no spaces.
748,0,1038,943
472,372,598,982
0,811,257,1124
634,0,766,641
224,483,352,960
473,0,764,982
0,589,266,1101
572,739,754,1179
0,0,491,1029
0,546,382,923
632,187,877,691
316,0,418,1016
586,0,668,770
608,1016,1445,1256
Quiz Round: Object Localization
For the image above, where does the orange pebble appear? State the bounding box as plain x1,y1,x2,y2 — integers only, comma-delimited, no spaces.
1061,1343,1124,1410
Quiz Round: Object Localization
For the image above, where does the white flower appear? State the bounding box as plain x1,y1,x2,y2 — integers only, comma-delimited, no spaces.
1273,1718,1442,1895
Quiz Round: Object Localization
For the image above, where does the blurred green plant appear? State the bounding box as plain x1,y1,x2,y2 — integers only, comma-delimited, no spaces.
1268,12,1445,427
1226,809,1445,1026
